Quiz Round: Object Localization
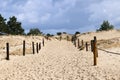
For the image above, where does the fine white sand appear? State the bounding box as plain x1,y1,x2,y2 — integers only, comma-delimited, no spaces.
78,30,120,42
0,30,120,80
0,39,120,80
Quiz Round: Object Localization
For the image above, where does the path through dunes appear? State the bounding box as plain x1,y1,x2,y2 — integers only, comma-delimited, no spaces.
0,40,120,80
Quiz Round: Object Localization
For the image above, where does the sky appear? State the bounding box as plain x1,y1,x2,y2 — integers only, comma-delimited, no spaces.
0,0,120,34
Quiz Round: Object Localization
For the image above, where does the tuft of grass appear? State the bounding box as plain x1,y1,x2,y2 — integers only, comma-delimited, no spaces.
97,38,120,49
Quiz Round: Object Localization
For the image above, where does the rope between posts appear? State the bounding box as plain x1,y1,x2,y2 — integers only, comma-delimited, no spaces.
98,48,120,55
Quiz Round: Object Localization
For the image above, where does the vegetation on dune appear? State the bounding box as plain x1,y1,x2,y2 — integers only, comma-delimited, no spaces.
75,31,80,35
27,28,43,35
7,16,24,35
97,20,114,31
63,32,67,34
0,14,7,33
0,13,116,36
46,33,54,37
0,14,24,35
57,32,62,36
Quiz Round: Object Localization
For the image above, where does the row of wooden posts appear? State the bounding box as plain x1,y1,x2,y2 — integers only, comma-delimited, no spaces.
6,38,45,60
6,36,98,66
73,36,98,66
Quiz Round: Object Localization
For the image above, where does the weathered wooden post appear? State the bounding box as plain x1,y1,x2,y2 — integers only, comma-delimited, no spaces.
60,36,62,41
23,40,25,56
81,40,84,47
6,43,9,60
42,38,44,46
71,36,74,43
32,42,35,54
39,42,41,50
67,36,69,41
86,42,88,51
46,36,49,40
74,40,76,47
94,36,98,57
36,43,39,53
91,40,94,52
93,37,97,66
78,39,80,48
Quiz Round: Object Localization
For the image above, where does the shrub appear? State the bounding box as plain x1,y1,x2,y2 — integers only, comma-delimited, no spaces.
57,32,62,35
97,20,114,31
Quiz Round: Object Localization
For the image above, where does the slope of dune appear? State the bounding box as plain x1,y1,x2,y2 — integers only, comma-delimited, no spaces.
0,39,120,80
0,30,120,79
78,30,120,41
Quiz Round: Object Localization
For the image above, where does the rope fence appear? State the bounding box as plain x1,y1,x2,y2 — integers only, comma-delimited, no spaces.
71,36,99,66
3,38,45,60
71,35,120,66
3,35,120,66
98,48,120,55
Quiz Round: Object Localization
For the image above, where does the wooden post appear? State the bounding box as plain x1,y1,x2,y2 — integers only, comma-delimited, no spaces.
74,40,76,47
94,36,98,57
78,39,80,48
6,43,9,60
60,36,62,41
71,36,74,43
23,40,25,56
93,38,97,66
39,42,41,50
91,40,94,52
32,42,35,54
81,40,84,47
42,38,44,46
46,36,49,40
67,36,69,41
36,43,38,53
86,42,88,51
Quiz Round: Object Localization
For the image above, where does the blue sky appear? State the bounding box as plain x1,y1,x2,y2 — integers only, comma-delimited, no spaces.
0,0,120,34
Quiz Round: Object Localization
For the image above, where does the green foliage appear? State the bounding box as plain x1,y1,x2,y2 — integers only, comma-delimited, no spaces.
71,35,77,42
75,31,80,35
46,33,54,37
27,28,42,35
63,32,67,34
57,32,62,35
0,14,24,35
7,16,24,35
46,33,51,37
0,14,8,33
97,20,114,31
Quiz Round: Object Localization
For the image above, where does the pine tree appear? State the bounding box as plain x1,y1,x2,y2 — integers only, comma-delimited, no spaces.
27,28,42,35
7,16,24,35
0,14,7,33
97,20,114,31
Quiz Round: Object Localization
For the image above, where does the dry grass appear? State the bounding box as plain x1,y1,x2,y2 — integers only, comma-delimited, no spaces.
10,48,32,55
97,37,120,49
0,35,43,56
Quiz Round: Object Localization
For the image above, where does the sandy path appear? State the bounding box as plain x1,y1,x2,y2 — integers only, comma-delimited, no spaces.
0,40,120,80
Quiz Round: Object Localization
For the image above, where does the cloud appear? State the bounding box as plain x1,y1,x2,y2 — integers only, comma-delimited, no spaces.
88,0,120,27
18,0,77,23
0,0,120,34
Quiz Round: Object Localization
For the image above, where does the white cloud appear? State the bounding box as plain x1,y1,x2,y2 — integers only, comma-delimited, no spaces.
17,13,25,21
40,13,51,24
0,0,11,7
1,0,120,33
8,0,76,26
88,0,120,25
0,0,77,26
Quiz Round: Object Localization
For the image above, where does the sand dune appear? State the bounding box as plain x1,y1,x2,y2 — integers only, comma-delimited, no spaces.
0,30,120,79
0,38,120,80
78,30,120,42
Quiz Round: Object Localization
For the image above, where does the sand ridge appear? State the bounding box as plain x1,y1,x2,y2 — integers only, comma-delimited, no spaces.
0,30,120,79
0,39,120,80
